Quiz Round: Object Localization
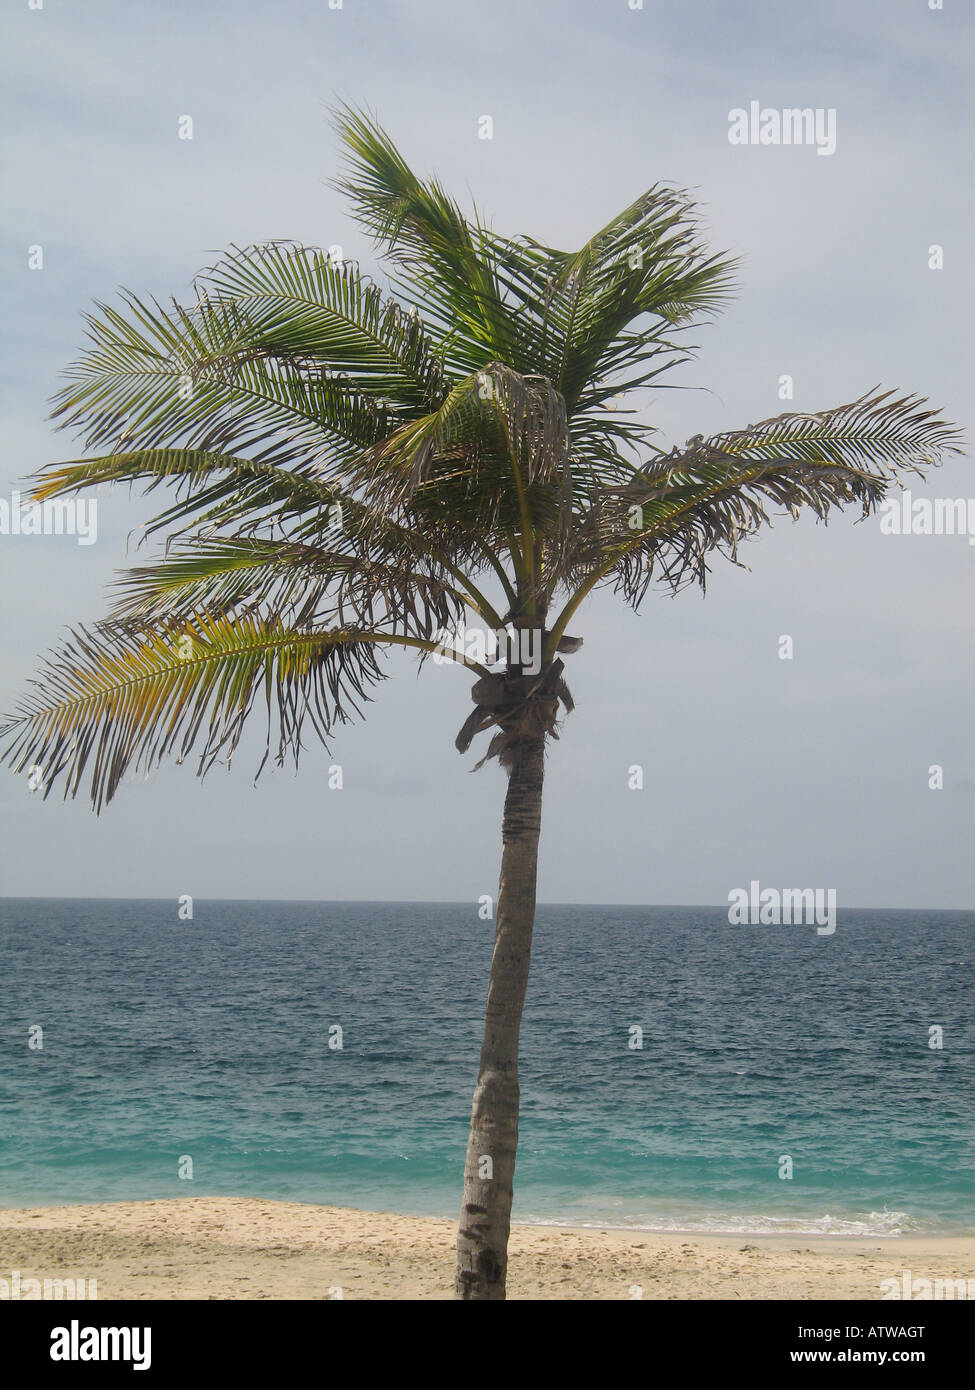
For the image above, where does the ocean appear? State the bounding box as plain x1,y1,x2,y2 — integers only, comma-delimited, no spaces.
0,899,971,1236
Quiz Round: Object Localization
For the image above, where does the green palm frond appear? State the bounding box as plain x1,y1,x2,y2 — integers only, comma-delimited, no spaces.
31,447,355,553
333,106,735,406
0,614,390,812
361,364,569,506
331,103,533,373
547,389,964,641
195,241,447,408
48,248,450,478
110,537,469,642
29,449,491,624
700,388,958,470
50,293,376,474
479,188,736,411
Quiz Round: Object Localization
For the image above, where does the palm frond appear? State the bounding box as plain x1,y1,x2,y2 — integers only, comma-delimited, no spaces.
194,241,447,408
48,248,451,484
110,536,469,642
0,614,389,812
555,389,964,622
50,293,377,474
477,188,736,410
331,103,532,373
361,364,569,504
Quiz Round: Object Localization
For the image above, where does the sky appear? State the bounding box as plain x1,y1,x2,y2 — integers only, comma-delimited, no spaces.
1,0,972,907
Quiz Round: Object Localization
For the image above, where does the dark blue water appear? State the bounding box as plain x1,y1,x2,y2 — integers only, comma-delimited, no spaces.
0,900,971,1234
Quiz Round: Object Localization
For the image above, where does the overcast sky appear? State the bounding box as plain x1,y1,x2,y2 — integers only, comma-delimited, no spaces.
1,0,972,907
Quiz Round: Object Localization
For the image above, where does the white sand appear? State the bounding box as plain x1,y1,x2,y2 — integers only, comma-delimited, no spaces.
1,1198,972,1300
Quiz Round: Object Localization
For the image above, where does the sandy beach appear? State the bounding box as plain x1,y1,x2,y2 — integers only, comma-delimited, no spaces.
1,1198,972,1300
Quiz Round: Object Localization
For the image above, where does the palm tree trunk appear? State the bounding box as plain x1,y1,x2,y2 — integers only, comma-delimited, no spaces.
454,731,546,1299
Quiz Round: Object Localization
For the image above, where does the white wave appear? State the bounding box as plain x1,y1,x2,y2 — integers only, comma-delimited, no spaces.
519,1207,921,1237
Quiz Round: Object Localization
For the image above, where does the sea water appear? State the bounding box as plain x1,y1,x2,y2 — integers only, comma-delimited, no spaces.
0,899,971,1235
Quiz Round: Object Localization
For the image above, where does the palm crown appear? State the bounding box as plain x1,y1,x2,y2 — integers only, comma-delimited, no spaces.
2,104,961,809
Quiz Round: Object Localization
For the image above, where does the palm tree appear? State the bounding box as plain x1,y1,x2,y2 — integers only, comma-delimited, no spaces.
2,106,961,1300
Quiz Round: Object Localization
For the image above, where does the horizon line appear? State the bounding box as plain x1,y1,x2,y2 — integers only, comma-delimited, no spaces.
1,895,972,913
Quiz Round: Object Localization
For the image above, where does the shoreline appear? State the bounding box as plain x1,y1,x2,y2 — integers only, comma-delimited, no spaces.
3,1194,968,1240
2,1198,973,1300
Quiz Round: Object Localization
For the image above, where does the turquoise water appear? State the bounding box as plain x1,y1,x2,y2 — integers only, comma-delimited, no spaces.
0,899,971,1235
